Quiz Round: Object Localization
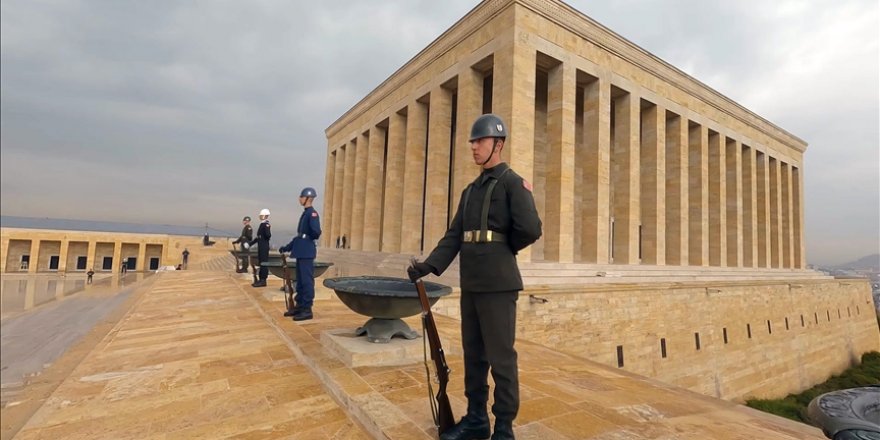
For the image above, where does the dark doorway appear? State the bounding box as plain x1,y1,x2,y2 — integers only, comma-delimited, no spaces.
49,255,60,270
126,258,136,270
102,257,113,270
149,258,160,270
76,256,87,270
20,255,30,270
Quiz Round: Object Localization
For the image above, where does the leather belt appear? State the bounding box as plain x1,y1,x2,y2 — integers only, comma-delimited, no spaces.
462,230,506,243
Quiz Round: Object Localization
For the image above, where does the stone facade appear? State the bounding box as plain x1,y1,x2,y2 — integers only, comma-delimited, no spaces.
0,228,222,273
322,0,805,269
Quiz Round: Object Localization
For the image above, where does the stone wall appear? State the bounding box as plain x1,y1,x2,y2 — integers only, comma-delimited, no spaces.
431,278,879,401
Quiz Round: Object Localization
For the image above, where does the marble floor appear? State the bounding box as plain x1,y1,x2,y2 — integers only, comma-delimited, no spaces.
6,266,824,439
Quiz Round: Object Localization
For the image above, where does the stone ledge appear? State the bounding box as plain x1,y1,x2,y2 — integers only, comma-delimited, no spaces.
321,328,426,368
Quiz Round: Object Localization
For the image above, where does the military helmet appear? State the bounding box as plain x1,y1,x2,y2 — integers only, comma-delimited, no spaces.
469,113,507,141
242,216,251,222
300,187,317,198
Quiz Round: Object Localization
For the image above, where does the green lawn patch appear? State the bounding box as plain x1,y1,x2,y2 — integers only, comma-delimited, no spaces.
746,351,880,424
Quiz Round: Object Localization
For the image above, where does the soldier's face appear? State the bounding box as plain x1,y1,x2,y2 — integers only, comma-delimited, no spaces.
470,137,494,164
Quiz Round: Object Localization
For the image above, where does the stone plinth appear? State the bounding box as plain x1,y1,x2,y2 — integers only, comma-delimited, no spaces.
321,328,426,368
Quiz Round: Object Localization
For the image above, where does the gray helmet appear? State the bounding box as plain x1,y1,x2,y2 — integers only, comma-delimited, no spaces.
469,114,507,141
300,187,317,198
242,216,251,222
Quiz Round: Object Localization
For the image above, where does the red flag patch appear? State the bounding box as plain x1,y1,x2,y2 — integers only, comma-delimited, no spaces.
522,179,533,192
312,212,319,217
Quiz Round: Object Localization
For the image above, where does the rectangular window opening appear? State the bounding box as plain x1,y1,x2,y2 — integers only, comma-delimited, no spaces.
747,324,752,339
694,332,701,350
660,338,667,358
767,320,772,334
785,317,789,330
616,345,624,368
49,255,60,270
102,256,113,270
76,256,87,270
801,314,805,327
722,327,728,344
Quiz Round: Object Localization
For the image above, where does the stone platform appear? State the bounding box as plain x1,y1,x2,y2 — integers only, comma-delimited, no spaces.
2,268,825,439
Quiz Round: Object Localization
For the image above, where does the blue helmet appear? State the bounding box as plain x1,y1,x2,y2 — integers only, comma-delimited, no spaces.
300,187,317,198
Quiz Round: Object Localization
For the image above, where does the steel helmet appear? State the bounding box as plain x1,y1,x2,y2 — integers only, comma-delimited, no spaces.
242,216,251,221
260,208,270,216
469,114,507,142
300,187,317,198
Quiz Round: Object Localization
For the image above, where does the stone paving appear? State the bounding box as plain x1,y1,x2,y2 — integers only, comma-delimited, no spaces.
7,267,825,439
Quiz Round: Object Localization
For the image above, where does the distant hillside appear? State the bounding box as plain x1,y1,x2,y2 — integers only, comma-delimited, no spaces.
833,254,880,270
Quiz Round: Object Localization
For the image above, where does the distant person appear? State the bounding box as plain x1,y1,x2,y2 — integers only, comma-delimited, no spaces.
336,236,341,249
231,216,254,273
176,264,182,270
182,248,190,269
121,258,128,274
86,268,94,284
248,209,272,287
341,234,347,249
279,187,322,321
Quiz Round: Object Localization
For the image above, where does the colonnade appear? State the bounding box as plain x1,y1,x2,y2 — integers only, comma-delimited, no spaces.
323,41,805,270
1,237,165,273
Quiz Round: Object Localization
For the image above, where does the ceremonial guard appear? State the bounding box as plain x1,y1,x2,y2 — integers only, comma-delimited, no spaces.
231,216,253,272
409,114,542,440
248,208,272,287
280,187,322,321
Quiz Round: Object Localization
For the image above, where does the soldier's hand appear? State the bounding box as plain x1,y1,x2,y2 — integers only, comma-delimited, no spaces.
243,242,250,250
407,262,433,282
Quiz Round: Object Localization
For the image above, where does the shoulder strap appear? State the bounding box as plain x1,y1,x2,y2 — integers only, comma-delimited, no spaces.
479,168,511,241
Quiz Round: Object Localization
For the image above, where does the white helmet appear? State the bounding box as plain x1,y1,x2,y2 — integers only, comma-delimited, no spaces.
260,208,270,216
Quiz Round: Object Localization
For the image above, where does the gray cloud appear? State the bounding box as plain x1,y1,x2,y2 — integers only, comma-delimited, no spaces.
1,0,876,266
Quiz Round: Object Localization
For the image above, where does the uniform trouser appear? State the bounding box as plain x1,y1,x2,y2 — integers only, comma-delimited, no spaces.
460,290,519,422
294,258,315,308
238,244,248,269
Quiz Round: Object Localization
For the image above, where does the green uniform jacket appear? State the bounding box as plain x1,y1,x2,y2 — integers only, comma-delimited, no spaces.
424,162,542,292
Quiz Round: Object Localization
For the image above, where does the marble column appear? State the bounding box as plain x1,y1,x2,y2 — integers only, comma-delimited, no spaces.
725,138,743,267
112,241,122,272
351,132,370,250
342,140,357,248
363,125,386,252
332,146,346,249
769,157,781,268
28,239,40,273
741,145,757,267
793,166,804,268
136,242,146,271
58,239,70,272
86,240,96,271
381,112,407,253
781,162,793,268
424,86,454,250
322,150,336,248
544,62,576,263
640,102,665,265
453,67,483,201
756,152,771,268
579,76,611,264
0,237,8,273
688,122,709,266
708,131,726,267
492,39,536,262
401,101,428,254
611,90,640,264
665,113,689,266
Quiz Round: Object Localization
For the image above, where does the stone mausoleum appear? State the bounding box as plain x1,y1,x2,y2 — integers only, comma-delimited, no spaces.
317,0,879,402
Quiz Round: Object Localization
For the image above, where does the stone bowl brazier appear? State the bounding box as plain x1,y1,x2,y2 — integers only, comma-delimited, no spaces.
323,276,452,343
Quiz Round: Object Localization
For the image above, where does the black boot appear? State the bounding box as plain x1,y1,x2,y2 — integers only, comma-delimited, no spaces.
293,307,313,321
439,407,490,440
490,420,514,440
252,279,267,287
283,305,300,317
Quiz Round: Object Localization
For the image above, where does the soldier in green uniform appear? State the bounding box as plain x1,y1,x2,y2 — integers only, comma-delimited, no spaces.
408,114,542,440
231,216,253,273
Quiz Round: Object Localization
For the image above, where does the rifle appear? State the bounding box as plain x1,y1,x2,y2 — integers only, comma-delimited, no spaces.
280,252,295,312
415,278,455,434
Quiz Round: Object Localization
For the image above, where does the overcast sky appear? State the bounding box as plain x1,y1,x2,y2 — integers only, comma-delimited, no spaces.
1,0,877,266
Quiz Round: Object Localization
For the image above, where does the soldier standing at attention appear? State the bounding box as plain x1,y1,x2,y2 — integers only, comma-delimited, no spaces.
248,209,272,287
279,187,322,321
408,114,542,440
181,248,190,269
231,216,253,273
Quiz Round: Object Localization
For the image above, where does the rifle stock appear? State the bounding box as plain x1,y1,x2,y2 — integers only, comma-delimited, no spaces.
415,279,455,434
